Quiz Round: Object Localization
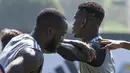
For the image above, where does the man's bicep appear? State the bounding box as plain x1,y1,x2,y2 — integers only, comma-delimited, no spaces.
5,56,25,73
5,48,43,73
57,43,88,62
57,43,78,61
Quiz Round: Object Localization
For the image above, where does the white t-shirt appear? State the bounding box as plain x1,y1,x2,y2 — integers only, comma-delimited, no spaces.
0,34,43,73
79,36,115,73
79,50,115,73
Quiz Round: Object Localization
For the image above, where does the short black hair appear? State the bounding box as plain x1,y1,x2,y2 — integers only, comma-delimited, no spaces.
36,8,67,30
78,2,105,20
0,28,22,50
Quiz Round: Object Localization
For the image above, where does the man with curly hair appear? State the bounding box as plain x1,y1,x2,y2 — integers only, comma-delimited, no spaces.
71,2,115,73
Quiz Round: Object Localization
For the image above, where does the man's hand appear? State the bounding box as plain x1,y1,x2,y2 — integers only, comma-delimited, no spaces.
99,39,124,50
64,39,96,62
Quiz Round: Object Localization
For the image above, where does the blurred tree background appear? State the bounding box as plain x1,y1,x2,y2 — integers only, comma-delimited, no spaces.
0,0,129,33
61,0,128,33
0,0,64,32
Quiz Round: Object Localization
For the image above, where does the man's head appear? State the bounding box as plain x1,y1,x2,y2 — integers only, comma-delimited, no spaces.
34,8,68,53
0,28,22,50
72,2,104,41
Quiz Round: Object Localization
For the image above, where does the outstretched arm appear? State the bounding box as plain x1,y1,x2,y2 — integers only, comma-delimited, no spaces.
100,39,130,50
58,39,97,61
122,41,130,50
57,42,91,62
57,39,106,67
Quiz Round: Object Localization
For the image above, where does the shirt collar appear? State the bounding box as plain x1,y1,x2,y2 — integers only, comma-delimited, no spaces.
89,36,102,43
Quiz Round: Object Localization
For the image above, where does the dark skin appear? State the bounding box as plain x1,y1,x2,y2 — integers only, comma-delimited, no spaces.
5,18,68,73
72,9,106,66
100,39,130,50
5,48,43,73
3,12,101,73
57,10,103,65
3,17,96,73
57,39,96,62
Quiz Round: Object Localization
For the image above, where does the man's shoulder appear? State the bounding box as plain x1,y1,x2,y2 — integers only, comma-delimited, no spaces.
16,48,44,67
17,47,43,60
9,34,35,46
5,48,44,73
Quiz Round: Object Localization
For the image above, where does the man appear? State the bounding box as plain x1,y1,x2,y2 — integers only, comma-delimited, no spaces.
0,28,22,51
0,8,96,73
100,39,130,50
0,8,68,73
58,2,115,73
73,2,115,73
0,28,96,62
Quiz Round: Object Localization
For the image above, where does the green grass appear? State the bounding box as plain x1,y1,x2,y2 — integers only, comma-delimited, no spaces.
101,20,129,33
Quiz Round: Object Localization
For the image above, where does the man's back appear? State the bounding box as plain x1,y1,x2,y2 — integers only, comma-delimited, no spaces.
0,34,43,73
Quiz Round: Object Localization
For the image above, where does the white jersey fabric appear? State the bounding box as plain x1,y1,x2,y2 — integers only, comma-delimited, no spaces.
79,50,115,73
79,36,115,73
0,34,43,73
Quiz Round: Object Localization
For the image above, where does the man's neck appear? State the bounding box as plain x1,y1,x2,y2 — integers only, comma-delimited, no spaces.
30,31,46,53
30,31,38,42
82,33,99,42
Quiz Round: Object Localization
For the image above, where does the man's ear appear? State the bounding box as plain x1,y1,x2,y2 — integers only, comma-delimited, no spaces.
81,18,87,28
47,27,55,36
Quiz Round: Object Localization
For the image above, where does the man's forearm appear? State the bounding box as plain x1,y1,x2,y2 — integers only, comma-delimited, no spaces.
57,43,89,62
122,41,130,50
57,43,105,67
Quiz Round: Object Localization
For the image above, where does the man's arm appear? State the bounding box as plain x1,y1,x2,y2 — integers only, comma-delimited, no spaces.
100,39,130,50
58,39,95,62
5,48,43,73
57,43,89,62
122,41,130,50
57,39,107,67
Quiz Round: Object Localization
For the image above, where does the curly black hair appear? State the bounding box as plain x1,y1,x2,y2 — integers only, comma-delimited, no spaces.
78,2,105,20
